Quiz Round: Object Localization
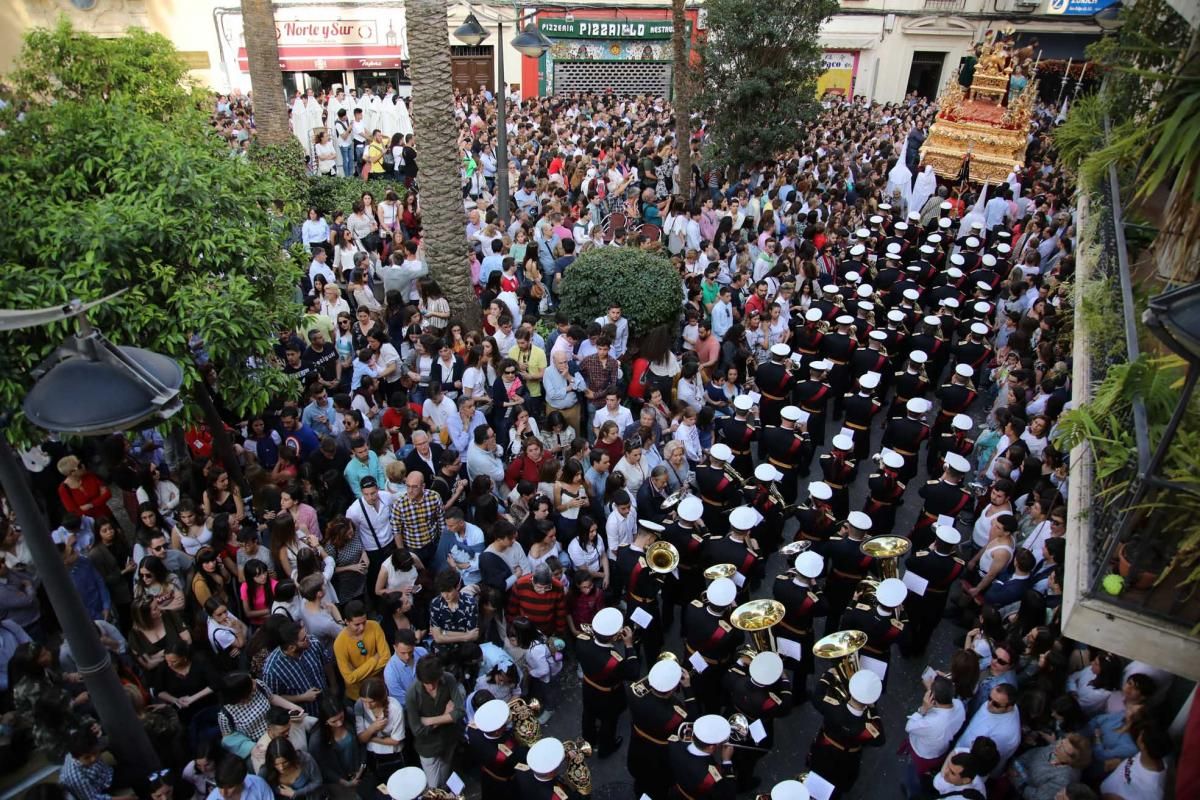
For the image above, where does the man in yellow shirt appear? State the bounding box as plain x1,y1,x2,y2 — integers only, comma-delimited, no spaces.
333,600,388,699
365,130,387,180
510,327,547,419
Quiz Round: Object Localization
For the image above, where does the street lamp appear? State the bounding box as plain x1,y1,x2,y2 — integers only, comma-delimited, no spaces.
454,8,550,226
1094,1,1124,32
0,295,182,773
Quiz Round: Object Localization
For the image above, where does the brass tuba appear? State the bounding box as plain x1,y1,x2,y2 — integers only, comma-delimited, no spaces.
730,598,786,655
813,629,868,698
422,791,464,800
508,697,542,747
703,563,738,582
562,738,593,795
860,535,912,580
646,540,680,574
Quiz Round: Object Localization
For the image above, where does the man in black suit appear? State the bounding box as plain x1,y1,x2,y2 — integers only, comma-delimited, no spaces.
403,429,444,482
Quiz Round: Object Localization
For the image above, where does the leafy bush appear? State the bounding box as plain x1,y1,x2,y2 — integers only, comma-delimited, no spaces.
558,247,682,333
250,139,308,203
306,176,407,219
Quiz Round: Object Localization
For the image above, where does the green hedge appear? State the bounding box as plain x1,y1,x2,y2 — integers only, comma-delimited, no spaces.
306,176,407,219
558,246,682,333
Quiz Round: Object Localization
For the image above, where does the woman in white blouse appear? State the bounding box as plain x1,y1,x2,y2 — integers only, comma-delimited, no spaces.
566,514,608,589
613,439,651,496
1066,650,1123,718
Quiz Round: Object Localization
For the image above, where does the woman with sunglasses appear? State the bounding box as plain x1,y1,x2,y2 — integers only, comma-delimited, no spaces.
129,596,190,685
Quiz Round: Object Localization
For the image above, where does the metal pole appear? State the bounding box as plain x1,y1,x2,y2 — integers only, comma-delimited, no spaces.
495,18,510,226
0,437,160,772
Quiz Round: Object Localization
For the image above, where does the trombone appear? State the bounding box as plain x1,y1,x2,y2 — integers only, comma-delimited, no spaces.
722,462,748,487
677,713,770,753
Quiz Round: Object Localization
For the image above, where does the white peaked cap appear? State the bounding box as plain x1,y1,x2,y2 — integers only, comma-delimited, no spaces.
805,308,823,322
895,222,909,231
938,217,952,228
855,228,870,238
387,767,428,800
943,297,960,309
869,215,884,225
859,371,881,390
693,715,732,745
707,577,737,607
811,359,834,371
903,289,920,301
881,450,906,469
796,551,825,578
876,577,908,607
945,453,972,474
772,780,810,800
970,221,984,230
888,310,906,322
848,511,873,530
851,244,866,256
946,267,963,278
781,405,804,422
734,394,754,412
906,397,930,414
955,363,975,378
823,284,839,294
849,670,883,704
936,525,963,545
878,203,892,211
649,659,683,693
755,463,782,482
920,245,935,255
908,210,922,221
771,343,792,358
808,481,833,500
857,284,874,298
750,651,784,685
869,330,887,342
475,699,511,733
678,496,704,522
974,301,992,314
832,434,855,450
528,737,566,773
940,201,953,210
845,271,861,284
836,315,855,325
928,233,944,243
729,506,757,531
952,413,973,431
950,253,965,266
982,254,997,267
965,236,981,248
971,322,990,336
592,607,624,637
910,350,929,364
710,443,733,462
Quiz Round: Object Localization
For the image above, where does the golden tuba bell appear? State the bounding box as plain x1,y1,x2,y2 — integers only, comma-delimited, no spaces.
813,629,868,694
507,697,542,747
860,535,912,581
703,563,738,582
646,540,680,574
562,738,593,796
422,791,465,800
730,598,786,655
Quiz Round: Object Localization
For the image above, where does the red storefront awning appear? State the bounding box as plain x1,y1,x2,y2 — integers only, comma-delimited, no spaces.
237,45,406,72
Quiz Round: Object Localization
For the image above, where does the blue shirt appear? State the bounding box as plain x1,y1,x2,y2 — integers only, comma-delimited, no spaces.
302,398,338,437
282,424,321,460
67,556,110,620
711,300,734,340
480,254,506,285
344,452,387,497
383,646,428,703
207,776,273,800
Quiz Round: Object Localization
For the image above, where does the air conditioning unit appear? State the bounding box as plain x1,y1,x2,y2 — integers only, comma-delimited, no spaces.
1014,0,1040,8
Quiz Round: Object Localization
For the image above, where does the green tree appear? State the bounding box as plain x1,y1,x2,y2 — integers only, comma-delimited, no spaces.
0,26,300,437
10,18,192,121
698,0,838,167
240,0,292,145
558,248,682,334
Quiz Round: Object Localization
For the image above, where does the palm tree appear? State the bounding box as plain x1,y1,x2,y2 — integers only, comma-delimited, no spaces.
672,0,694,203
240,0,290,145
407,0,480,329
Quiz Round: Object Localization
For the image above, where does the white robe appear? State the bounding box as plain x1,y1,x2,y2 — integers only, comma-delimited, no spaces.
291,97,312,150
305,99,324,135
361,94,381,134
395,96,413,137
886,141,913,211
379,93,401,140
910,166,938,221
957,182,989,240
326,96,345,135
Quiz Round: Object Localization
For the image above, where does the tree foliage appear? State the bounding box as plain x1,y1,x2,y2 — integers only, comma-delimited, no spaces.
558,248,682,334
0,26,301,440
698,0,839,167
10,18,193,121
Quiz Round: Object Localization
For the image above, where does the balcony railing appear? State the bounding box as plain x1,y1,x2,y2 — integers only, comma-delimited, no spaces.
923,0,967,10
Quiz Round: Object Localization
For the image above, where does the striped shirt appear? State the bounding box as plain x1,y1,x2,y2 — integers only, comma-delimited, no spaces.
506,575,567,635
390,489,445,550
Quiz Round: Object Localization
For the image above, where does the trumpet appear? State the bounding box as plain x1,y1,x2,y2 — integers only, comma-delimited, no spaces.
646,540,680,574
562,738,593,795
631,652,682,697
779,540,812,558
677,714,770,753
507,697,543,747
660,486,688,511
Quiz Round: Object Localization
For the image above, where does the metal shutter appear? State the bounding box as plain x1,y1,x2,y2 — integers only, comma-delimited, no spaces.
552,61,672,96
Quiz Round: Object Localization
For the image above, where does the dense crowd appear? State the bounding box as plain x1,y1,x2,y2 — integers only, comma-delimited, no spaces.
0,80,1184,800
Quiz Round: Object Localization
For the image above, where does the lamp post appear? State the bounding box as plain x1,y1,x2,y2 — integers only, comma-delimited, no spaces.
0,296,182,773
454,8,551,226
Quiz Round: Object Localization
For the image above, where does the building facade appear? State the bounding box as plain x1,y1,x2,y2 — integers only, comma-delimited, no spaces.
1,0,1112,104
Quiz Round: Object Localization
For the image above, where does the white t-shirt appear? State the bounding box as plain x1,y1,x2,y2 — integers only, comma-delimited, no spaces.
423,396,456,433
1100,755,1167,800
462,366,488,400
379,558,418,594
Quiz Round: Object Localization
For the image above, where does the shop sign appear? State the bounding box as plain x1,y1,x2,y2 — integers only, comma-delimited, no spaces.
538,17,685,40
818,51,858,98
275,19,380,46
1046,0,1119,15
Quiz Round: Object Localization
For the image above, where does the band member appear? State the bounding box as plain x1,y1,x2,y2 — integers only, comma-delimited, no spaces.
806,671,885,798
701,506,762,594
888,348,933,421
386,766,429,800
851,331,892,398
902,526,967,656
929,364,978,473
724,652,793,791
663,496,708,631
629,659,696,800
761,406,812,504
912,453,973,551
668,714,738,799
907,315,947,383
755,344,797,428
773,550,828,701
748,464,788,554
951,322,995,383
762,779,809,800
515,738,585,800
821,316,857,419
817,511,875,635
577,607,640,756
466,699,526,800
881,398,932,483
840,577,908,686
795,481,838,544
616,521,668,661
841,371,884,463
863,450,907,536
793,359,833,447
930,413,975,478
793,308,826,363
684,576,743,712
819,435,859,520
716,395,758,477
696,443,742,536
839,243,867,281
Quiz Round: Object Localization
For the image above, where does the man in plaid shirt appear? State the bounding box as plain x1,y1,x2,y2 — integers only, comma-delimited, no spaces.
390,471,445,564
578,334,620,410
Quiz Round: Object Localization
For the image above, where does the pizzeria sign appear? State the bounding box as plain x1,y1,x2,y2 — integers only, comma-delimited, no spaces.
538,17,686,40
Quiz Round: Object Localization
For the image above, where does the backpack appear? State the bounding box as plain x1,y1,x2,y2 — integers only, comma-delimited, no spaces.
383,147,395,169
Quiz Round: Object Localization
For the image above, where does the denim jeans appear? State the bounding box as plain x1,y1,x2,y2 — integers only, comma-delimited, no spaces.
339,145,354,178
